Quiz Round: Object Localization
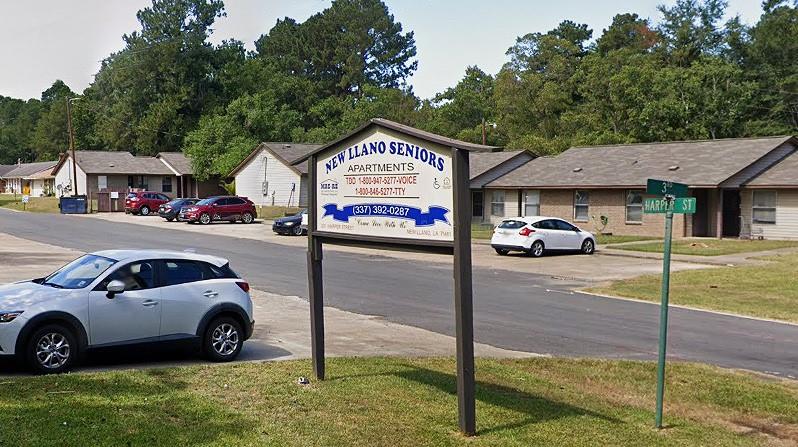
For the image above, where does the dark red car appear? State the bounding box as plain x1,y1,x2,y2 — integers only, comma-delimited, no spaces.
124,191,171,216
179,196,257,225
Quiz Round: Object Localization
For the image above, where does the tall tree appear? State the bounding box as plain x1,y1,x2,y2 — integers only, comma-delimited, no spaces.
82,0,229,155
595,13,659,54
30,80,75,161
657,0,728,66
420,66,498,144
745,0,798,132
256,0,417,97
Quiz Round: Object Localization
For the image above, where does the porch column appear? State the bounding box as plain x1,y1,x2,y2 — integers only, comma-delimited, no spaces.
716,188,724,239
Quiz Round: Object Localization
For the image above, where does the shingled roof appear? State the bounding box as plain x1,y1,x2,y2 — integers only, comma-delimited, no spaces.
3,161,58,179
53,151,174,176
228,142,323,177
469,151,532,179
157,152,193,175
745,150,798,187
488,136,797,189
0,165,16,177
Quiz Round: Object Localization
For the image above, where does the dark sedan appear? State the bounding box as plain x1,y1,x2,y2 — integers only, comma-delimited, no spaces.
272,210,307,236
159,198,199,221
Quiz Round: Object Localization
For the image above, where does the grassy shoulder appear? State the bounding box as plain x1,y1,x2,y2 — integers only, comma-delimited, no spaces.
0,194,60,213
589,253,798,322
256,205,302,219
1,357,795,446
608,238,798,256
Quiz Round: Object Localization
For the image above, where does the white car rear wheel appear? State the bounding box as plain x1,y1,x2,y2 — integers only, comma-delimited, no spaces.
529,241,545,257
581,239,595,255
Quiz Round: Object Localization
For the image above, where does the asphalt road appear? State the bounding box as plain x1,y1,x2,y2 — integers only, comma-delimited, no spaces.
1,208,797,377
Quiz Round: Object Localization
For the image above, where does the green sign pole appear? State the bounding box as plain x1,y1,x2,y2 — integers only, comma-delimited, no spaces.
655,203,674,429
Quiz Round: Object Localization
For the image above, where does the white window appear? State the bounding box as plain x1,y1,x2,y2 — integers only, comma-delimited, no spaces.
574,190,589,221
523,190,540,216
490,190,505,216
97,175,107,190
752,190,777,224
626,190,644,223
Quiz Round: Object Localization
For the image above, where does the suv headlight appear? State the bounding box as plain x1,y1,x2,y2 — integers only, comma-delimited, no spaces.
0,311,23,323
284,221,295,226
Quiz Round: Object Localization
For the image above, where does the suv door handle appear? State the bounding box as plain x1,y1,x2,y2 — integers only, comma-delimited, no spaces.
203,290,219,298
142,300,159,307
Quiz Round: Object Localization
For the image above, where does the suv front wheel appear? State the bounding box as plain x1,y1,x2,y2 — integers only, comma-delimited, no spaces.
26,324,78,374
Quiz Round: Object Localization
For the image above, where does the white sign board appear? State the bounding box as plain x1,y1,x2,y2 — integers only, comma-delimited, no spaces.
21,195,30,204
110,191,120,199
315,129,454,242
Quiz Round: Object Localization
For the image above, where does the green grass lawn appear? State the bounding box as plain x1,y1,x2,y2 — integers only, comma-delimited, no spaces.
256,205,302,220
595,234,659,245
0,194,60,213
0,357,795,446
472,223,495,239
589,253,798,322
608,238,798,256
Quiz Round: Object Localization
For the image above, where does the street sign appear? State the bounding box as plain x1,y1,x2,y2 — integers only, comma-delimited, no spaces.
647,179,688,198
644,197,696,214
21,195,30,204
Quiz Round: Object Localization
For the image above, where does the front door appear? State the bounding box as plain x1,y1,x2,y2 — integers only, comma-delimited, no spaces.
722,189,741,237
89,260,162,346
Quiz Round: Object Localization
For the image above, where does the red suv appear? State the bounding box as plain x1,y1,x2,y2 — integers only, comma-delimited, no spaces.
125,191,171,216
179,196,257,225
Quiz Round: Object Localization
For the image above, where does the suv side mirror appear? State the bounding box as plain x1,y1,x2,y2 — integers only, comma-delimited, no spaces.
106,280,125,299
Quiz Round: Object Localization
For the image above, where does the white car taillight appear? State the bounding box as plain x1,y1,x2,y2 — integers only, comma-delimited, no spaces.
519,227,535,236
236,282,250,293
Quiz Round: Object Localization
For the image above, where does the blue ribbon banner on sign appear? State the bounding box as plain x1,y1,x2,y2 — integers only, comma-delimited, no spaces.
322,203,450,226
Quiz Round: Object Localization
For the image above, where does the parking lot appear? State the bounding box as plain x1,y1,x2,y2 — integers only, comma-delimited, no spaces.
79,211,716,283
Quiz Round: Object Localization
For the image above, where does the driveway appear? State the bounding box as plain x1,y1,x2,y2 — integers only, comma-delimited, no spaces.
80,212,714,282
1,208,797,377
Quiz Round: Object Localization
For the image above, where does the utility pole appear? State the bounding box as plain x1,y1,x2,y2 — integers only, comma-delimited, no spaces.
66,98,78,195
481,118,486,146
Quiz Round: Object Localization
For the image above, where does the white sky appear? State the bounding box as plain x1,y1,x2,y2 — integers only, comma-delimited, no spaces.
0,0,764,101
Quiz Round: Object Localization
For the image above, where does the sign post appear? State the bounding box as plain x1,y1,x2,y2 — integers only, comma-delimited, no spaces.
645,179,693,429
654,203,674,429
301,119,479,436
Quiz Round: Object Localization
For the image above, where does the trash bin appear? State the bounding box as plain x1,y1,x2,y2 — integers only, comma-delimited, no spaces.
59,196,88,214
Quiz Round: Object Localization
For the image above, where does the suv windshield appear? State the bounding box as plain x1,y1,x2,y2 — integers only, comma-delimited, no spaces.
43,254,117,289
196,198,217,206
127,193,138,199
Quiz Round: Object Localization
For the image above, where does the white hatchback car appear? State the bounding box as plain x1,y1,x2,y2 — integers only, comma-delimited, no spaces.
0,250,254,374
490,216,596,257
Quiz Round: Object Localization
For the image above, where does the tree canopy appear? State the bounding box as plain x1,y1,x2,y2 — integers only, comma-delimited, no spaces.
0,0,796,175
